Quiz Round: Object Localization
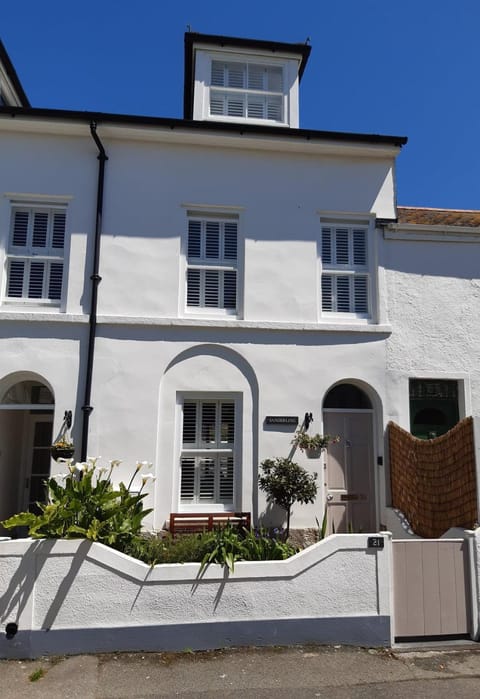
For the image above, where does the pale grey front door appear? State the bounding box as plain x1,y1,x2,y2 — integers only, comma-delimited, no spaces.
323,410,375,534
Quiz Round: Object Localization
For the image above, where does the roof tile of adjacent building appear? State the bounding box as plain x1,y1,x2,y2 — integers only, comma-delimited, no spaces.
397,206,480,227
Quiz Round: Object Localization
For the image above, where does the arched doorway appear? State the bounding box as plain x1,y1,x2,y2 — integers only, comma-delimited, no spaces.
0,376,54,525
323,382,375,533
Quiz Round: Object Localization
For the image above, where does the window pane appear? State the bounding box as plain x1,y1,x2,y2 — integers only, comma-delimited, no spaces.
182,402,197,445
28,262,45,298
7,259,25,297
205,221,220,259
321,275,333,311
211,61,225,86
188,220,201,257
335,229,349,264
48,262,63,300
12,210,29,247
199,458,216,502
180,458,195,502
32,212,48,247
219,456,234,502
52,212,66,249
336,276,351,312
224,222,238,259
353,229,367,266
226,63,245,89
204,270,219,307
226,97,244,118
354,275,368,313
220,402,235,444
247,98,265,119
266,98,282,121
210,94,225,116
223,271,237,309
267,67,283,92
186,268,200,306
201,403,217,444
321,228,332,264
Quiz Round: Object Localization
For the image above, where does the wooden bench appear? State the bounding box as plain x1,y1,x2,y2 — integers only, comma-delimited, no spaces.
169,512,251,537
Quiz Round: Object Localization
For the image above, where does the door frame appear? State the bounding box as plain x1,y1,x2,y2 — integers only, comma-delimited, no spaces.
322,407,379,533
19,412,54,512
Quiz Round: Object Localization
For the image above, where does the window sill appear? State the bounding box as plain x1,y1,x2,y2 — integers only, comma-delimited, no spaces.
96,314,392,334
0,309,87,322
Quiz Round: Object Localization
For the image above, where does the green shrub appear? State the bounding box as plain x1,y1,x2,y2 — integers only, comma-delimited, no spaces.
1,459,153,550
125,532,215,565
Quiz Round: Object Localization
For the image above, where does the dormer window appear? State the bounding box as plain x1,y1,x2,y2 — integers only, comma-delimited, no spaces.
184,33,311,129
210,60,284,122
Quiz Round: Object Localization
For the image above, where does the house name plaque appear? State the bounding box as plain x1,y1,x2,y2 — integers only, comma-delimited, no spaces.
265,416,299,425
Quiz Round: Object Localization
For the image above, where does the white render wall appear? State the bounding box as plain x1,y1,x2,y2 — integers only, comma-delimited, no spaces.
0,535,393,658
383,232,480,430
0,118,478,532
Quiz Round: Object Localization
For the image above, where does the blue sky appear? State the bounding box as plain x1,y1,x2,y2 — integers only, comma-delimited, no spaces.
2,0,479,210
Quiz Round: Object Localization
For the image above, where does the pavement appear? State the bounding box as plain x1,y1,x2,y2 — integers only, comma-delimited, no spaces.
1,643,480,698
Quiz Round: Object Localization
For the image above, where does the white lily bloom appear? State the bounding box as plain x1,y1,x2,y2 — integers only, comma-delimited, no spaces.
109,459,122,468
52,473,69,482
141,474,156,485
75,462,88,472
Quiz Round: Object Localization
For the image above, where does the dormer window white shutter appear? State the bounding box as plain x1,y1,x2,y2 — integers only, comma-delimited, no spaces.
208,58,285,123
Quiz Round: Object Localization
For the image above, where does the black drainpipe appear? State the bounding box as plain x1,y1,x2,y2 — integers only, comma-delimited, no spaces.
80,121,108,461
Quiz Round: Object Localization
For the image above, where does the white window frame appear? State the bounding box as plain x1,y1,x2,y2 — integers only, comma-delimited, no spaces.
193,49,300,127
3,202,67,307
319,215,376,321
178,395,238,512
183,209,240,317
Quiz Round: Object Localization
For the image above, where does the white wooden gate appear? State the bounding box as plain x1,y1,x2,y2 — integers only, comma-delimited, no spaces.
393,539,471,639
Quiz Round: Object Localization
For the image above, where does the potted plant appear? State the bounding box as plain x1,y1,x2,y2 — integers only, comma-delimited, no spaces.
51,436,75,461
291,430,340,458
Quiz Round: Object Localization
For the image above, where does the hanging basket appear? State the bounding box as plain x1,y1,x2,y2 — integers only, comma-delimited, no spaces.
305,447,322,459
51,445,75,461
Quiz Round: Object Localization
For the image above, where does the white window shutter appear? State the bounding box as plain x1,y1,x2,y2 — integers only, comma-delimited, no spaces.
223,271,237,309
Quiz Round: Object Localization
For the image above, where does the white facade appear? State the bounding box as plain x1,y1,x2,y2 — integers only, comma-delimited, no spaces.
0,33,478,534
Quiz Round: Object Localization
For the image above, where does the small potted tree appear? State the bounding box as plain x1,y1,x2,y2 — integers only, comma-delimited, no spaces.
259,457,318,538
291,430,340,458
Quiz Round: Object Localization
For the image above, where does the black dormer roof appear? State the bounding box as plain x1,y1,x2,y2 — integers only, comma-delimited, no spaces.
183,32,311,120
0,39,30,107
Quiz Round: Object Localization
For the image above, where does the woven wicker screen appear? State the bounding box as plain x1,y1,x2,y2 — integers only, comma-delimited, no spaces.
388,417,477,538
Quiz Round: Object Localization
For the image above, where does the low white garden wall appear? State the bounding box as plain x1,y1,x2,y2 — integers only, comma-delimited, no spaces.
0,534,393,659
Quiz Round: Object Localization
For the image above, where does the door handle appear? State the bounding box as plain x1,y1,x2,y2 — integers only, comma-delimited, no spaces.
326,494,333,501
